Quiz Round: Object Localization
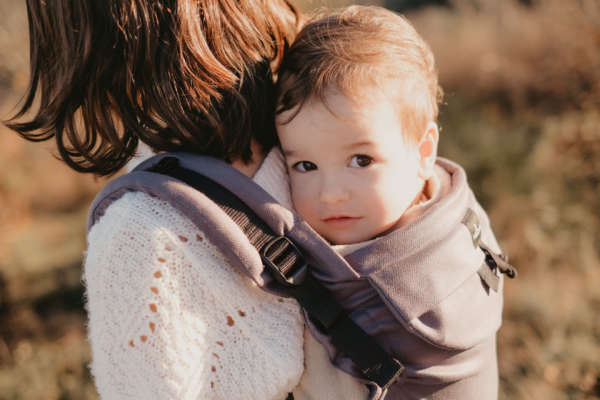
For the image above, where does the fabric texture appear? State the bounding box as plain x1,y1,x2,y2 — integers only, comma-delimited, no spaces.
86,146,505,399
293,326,370,400
84,149,366,399
303,158,504,399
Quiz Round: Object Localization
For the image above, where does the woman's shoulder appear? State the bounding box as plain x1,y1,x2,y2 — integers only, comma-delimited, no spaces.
84,189,305,399
86,147,292,274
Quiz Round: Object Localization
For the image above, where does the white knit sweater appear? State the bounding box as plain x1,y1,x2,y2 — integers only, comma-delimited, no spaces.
84,149,368,400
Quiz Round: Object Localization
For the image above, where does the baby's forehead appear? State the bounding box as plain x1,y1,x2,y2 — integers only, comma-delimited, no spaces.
277,84,424,152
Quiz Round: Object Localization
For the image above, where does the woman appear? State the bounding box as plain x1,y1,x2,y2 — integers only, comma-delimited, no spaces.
6,1,367,398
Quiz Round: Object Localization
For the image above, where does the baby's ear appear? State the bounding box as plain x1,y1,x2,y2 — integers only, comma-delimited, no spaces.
417,122,439,180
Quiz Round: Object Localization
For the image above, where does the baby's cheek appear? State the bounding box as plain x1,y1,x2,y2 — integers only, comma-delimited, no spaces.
292,192,309,216
291,188,315,222
289,181,303,207
370,178,409,218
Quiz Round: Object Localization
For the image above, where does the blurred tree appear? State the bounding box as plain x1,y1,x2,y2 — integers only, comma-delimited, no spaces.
384,0,449,12
385,0,535,12
517,0,534,7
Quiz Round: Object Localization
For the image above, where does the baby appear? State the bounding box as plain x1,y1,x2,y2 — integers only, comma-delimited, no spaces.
276,6,442,246
275,6,515,398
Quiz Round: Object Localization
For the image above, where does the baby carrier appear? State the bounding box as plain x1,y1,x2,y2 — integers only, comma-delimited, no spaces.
87,152,516,399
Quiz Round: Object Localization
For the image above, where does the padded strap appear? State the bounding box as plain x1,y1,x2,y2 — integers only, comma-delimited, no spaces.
147,156,404,389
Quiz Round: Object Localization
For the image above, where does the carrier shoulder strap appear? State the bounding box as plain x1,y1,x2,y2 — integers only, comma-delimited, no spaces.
146,156,405,390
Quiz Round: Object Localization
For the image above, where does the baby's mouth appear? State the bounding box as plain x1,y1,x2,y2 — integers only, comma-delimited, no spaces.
322,215,361,223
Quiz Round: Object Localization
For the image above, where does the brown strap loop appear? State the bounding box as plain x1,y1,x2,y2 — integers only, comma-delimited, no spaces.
480,243,518,279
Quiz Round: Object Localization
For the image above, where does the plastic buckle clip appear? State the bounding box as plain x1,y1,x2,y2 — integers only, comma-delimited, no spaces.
367,358,405,390
260,236,308,286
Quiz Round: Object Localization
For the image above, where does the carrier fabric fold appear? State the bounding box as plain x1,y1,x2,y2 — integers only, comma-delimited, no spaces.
88,152,503,399
344,158,503,350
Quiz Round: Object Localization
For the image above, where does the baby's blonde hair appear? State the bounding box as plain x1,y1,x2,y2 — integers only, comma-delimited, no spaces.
277,5,443,142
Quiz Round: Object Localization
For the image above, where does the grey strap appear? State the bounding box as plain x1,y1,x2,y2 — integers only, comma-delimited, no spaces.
147,156,405,389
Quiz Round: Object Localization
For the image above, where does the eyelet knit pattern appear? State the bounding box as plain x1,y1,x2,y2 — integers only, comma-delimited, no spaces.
84,191,304,399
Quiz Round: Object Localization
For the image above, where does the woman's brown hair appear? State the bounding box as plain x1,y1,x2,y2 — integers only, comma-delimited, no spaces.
5,0,299,175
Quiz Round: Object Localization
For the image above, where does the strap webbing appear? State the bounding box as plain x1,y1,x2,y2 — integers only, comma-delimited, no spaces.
147,157,404,389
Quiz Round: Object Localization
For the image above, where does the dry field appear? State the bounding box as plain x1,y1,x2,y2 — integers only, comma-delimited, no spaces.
0,0,598,399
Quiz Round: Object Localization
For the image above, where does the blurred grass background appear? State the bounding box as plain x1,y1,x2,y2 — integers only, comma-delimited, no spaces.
0,0,598,399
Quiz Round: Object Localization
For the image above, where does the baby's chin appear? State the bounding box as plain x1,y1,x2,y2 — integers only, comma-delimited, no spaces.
323,230,377,246
321,219,403,245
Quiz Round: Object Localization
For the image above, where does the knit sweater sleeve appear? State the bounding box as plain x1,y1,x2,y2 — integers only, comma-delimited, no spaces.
83,191,304,400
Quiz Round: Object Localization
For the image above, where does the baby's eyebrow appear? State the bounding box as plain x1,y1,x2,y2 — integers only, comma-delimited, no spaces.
344,140,374,150
282,148,297,157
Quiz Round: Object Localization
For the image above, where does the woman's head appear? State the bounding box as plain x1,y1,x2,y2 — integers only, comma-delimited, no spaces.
6,0,299,175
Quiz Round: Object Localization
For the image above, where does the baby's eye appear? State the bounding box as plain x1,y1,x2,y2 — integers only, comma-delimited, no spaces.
349,154,373,168
292,161,317,172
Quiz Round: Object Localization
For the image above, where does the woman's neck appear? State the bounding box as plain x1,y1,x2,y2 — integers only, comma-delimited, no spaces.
231,139,266,178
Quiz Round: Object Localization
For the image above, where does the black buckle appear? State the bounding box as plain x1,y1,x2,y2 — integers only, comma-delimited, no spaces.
260,236,308,286
362,358,405,390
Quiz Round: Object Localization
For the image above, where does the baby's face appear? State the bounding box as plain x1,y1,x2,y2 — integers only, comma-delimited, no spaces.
276,91,427,245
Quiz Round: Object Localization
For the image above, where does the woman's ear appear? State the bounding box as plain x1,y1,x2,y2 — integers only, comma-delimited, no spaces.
417,122,439,180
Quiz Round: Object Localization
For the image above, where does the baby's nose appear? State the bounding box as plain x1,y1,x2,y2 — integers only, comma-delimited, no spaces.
319,180,350,204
